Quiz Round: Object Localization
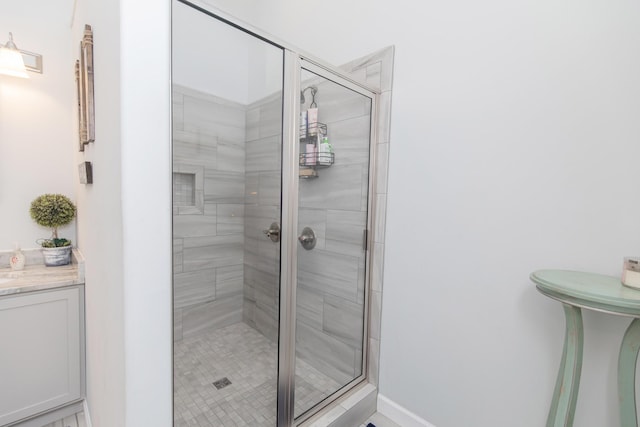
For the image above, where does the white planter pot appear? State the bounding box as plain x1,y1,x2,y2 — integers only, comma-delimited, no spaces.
42,246,72,266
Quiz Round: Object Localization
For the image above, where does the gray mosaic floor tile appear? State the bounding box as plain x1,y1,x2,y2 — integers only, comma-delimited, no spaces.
174,322,340,426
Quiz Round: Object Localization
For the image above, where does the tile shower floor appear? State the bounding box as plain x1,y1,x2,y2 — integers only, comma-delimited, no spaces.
174,322,340,426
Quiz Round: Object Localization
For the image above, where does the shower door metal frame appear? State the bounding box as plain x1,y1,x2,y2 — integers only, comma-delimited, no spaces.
280,56,379,426
172,2,381,426
278,50,300,427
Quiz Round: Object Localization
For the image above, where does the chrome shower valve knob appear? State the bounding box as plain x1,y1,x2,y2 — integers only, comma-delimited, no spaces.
263,222,280,243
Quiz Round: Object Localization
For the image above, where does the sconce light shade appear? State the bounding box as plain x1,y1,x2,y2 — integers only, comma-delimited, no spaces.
0,33,29,78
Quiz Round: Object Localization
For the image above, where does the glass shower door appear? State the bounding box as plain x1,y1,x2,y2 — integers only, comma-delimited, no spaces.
293,65,374,420
173,5,378,424
172,2,284,425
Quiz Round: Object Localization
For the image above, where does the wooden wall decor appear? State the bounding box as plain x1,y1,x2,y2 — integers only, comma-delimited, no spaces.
77,24,94,149
75,60,84,151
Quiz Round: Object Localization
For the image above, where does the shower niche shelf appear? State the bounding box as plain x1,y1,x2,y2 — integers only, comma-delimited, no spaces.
299,122,334,179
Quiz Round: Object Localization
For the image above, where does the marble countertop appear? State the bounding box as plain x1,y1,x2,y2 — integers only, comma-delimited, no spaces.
0,249,85,296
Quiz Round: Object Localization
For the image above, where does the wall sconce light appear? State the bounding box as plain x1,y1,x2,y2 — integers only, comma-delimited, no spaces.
0,32,43,78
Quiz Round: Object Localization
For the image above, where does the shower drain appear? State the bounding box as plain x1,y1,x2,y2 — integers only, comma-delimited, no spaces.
213,377,232,390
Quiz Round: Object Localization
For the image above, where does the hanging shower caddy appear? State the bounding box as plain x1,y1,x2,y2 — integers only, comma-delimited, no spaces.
299,122,334,179
299,86,334,179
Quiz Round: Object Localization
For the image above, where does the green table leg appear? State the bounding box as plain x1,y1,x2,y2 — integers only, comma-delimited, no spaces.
547,304,583,427
618,318,640,426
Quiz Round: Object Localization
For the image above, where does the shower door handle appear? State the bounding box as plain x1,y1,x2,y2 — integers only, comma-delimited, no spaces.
298,227,316,250
263,222,280,243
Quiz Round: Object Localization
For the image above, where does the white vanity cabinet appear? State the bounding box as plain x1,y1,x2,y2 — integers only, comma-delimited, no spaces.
0,285,84,426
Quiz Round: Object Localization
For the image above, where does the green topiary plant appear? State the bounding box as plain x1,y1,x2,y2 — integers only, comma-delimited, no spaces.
30,194,76,248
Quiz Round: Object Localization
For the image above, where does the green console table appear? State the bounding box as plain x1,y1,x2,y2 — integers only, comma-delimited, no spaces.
531,270,640,427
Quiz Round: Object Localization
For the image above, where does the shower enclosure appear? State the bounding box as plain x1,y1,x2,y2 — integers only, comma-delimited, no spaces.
172,2,379,425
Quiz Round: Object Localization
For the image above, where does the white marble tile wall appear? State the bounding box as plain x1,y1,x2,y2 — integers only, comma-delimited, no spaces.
308,47,394,427
339,47,395,390
242,82,373,393
294,78,372,387
173,84,246,341
171,46,395,408
170,45,392,427
243,93,282,342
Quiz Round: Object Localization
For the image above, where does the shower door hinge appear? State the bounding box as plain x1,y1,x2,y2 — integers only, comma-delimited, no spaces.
362,229,368,251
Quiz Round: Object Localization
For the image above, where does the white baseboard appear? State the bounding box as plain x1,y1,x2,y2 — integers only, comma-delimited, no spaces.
377,394,436,427
82,400,93,427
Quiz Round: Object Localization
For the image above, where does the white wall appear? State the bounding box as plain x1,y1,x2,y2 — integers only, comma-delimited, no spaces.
71,0,126,425
197,1,640,426
0,2,76,250
72,0,172,425
119,0,172,425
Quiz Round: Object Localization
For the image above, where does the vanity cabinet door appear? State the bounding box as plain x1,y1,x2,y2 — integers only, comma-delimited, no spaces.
0,287,82,426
